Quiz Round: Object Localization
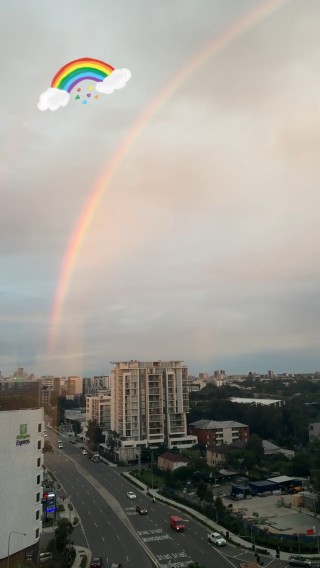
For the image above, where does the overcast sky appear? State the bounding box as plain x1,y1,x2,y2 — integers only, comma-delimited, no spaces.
1,0,320,377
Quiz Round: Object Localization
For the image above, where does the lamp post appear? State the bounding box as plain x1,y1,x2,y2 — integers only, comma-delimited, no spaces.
7,531,26,568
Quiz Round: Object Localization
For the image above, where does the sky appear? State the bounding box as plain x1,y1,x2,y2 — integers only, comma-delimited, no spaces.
1,0,320,377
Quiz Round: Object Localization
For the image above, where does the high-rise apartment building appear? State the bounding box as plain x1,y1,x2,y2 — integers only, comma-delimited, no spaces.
110,360,197,452
0,408,44,568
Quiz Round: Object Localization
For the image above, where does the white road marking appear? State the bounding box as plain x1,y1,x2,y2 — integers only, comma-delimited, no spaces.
102,537,105,542
116,535,120,540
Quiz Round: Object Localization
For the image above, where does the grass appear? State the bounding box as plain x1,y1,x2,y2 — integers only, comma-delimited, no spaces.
80,555,87,568
133,469,164,489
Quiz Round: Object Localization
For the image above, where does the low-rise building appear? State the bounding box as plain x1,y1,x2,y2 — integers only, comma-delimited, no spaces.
189,419,249,446
157,452,190,472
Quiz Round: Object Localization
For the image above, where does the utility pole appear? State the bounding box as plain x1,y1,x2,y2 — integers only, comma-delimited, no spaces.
151,450,154,490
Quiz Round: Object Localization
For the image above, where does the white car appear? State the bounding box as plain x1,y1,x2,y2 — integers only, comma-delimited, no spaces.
58,443,63,449
208,532,227,546
82,449,88,455
127,491,136,500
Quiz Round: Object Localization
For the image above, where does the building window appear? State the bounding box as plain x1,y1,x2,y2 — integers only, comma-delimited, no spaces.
35,528,39,539
37,474,41,485
36,492,40,503
38,440,42,450
38,423,42,433
37,457,41,467
36,510,40,520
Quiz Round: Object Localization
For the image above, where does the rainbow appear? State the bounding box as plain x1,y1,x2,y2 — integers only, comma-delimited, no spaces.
51,57,115,93
48,0,289,349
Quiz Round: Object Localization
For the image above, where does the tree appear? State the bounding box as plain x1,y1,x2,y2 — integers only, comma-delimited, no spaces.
86,420,104,450
72,420,82,435
43,440,54,454
55,519,73,551
196,480,207,501
246,435,264,464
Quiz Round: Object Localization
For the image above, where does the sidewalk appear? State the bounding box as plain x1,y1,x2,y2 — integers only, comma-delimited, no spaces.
73,546,91,568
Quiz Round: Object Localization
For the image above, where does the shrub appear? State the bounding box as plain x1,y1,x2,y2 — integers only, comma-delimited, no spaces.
58,504,65,512
73,517,79,525
80,555,87,568
67,503,73,511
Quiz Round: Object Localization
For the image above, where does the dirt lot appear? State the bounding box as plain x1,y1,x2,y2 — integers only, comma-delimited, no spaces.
219,491,319,535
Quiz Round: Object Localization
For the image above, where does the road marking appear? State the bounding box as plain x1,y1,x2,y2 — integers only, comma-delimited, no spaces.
94,523,97,527
116,535,120,540
107,520,111,526
81,501,84,504
102,537,105,542
93,499,96,504
88,511,91,515
126,555,129,562
99,509,103,514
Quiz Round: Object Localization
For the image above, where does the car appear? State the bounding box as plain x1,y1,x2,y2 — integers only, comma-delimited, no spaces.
127,491,136,500
58,443,63,449
136,505,147,515
289,557,312,567
208,532,227,546
90,558,102,568
82,449,88,455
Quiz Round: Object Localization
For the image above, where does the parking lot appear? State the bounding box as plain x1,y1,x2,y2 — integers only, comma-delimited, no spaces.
217,490,320,536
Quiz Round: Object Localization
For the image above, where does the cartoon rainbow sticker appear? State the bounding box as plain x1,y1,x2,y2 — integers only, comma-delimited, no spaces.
51,57,115,93
37,58,130,111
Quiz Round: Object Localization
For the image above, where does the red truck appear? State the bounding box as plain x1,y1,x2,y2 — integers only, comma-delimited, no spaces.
170,515,185,532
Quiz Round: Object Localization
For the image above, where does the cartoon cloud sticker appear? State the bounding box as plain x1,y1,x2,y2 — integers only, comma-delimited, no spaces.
37,58,131,111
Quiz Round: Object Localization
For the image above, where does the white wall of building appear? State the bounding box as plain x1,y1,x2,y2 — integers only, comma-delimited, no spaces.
0,408,44,560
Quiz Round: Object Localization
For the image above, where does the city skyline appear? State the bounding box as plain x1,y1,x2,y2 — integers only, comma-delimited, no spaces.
2,1,320,377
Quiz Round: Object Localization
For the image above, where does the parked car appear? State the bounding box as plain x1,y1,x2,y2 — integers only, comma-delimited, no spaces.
208,532,227,546
289,557,312,567
136,505,147,515
127,491,136,500
58,443,63,449
82,449,88,455
90,558,102,568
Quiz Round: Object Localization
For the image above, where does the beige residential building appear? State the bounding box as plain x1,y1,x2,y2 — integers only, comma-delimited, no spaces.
86,392,112,433
110,360,197,452
67,376,83,396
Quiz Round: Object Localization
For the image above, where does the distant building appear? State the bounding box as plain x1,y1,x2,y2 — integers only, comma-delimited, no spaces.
189,419,249,446
86,393,111,433
0,408,44,567
230,397,283,407
262,440,294,460
66,376,83,396
309,422,320,441
157,452,190,472
206,440,246,467
0,380,40,408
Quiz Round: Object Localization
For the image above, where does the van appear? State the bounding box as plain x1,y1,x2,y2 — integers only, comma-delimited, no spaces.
170,515,185,532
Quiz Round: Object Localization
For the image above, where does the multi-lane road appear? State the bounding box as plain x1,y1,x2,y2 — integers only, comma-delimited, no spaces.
45,429,283,568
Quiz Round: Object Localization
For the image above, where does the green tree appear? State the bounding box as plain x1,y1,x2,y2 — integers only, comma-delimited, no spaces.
55,519,73,551
72,420,82,435
86,420,104,450
196,480,207,501
43,440,54,453
245,435,264,464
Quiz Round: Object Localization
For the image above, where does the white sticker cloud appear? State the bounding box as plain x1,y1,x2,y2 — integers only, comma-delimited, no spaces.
95,68,132,94
37,88,70,112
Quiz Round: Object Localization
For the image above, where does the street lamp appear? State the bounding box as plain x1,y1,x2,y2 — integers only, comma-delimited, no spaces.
7,531,26,568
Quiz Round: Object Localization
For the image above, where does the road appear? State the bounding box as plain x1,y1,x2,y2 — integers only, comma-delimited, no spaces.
45,429,286,568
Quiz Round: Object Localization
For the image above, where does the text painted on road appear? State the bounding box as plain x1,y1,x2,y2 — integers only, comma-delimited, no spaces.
137,529,172,543
156,551,192,568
